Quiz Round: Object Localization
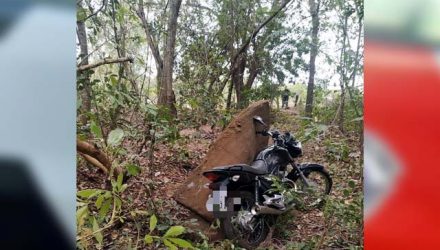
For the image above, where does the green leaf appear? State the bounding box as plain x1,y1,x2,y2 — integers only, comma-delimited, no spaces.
92,217,103,245
107,128,124,146
164,226,185,238
149,214,157,233
348,180,356,189
99,198,112,217
144,234,153,244
114,196,122,211
168,238,193,249
110,75,118,85
77,189,101,199
77,7,87,21
90,120,102,138
76,205,88,226
163,239,178,250
95,195,105,209
103,191,112,198
120,184,128,193
116,173,123,191
126,164,141,176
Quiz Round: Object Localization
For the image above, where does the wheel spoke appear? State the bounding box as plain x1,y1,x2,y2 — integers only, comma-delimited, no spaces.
294,170,330,208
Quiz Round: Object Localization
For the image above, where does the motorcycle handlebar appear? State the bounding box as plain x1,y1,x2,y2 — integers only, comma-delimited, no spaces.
258,130,294,142
262,130,279,138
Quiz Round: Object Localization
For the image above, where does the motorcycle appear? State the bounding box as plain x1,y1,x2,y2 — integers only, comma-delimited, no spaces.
203,116,332,249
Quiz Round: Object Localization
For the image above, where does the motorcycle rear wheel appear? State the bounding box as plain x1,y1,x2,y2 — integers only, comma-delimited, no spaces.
220,191,269,249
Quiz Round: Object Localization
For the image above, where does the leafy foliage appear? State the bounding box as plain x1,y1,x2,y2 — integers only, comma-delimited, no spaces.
76,173,127,249
144,215,194,249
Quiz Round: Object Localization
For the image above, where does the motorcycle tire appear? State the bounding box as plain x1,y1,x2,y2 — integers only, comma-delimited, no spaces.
220,191,269,249
298,168,332,208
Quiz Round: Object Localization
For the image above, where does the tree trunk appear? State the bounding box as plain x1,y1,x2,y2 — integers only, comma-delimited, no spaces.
245,61,259,91
77,7,92,125
223,0,291,110
226,80,234,110
337,86,346,130
137,0,163,102
110,0,125,130
231,54,246,109
334,10,350,132
217,74,230,96
351,16,363,89
244,38,261,91
305,0,321,117
345,9,363,118
158,0,182,116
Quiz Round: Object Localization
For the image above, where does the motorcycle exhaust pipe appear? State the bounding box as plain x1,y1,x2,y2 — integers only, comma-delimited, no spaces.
251,204,285,215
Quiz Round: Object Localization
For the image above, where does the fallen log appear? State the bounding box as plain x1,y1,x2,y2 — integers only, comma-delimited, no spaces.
78,152,108,174
77,139,111,166
77,139,123,176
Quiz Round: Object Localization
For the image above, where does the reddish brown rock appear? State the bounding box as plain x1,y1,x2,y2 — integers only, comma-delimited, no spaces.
174,100,271,221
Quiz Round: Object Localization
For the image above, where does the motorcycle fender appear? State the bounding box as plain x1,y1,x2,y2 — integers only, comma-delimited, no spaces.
287,163,326,181
299,163,325,175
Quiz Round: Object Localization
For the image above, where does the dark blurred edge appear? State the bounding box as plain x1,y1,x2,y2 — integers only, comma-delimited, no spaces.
0,158,74,249
0,0,73,38
366,28,440,47
1,0,76,248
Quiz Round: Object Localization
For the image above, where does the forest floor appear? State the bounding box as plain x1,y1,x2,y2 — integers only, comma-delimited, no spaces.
77,107,363,249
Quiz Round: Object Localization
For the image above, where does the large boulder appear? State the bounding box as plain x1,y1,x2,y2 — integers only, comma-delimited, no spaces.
174,100,271,221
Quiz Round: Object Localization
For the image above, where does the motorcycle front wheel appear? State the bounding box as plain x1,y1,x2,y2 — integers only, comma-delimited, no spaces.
220,191,269,249
292,168,332,208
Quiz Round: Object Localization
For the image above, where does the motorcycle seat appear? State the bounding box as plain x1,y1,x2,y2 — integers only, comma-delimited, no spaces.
213,161,268,175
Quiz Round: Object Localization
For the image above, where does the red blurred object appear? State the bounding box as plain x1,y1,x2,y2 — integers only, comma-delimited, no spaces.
203,172,223,182
365,40,440,249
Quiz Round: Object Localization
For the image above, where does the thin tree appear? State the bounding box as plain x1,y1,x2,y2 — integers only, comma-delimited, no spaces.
333,3,355,132
77,1,92,124
224,0,292,109
137,0,183,116
305,0,321,116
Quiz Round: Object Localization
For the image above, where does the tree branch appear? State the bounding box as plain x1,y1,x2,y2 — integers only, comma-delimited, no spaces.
77,57,134,73
83,0,108,22
234,0,292,60
185,3,214,14
221,0,292,87
136,0,163,68
79,152,109,174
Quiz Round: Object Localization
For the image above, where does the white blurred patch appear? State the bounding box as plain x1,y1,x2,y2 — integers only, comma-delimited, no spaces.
364,130,403,219
0,4,75,238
